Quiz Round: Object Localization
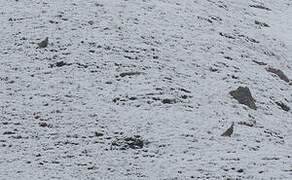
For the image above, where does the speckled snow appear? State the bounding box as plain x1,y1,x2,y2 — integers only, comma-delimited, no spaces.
0,0,291,179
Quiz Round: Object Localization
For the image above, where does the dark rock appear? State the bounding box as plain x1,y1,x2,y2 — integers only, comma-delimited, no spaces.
209,67,219,72
162,98,176,104
255,20,269,27
230,86,257,110
238,121,255,127
237,169,244,173
266,67,289,83
219,32,235,39
252,60,267,66
179,88,191,93
124,137,144,149
120,72,142,77
245,36,259,43
94,132,104,137
39,122,52,128
38,37,48,48
49,61,71,68
249,4,271,11
275,101,290,112
129,97,137,100
221,122,234,137
3,131,15,135
111,136,146,150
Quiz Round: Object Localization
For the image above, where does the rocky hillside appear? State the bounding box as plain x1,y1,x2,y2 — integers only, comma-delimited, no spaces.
0,0,291,179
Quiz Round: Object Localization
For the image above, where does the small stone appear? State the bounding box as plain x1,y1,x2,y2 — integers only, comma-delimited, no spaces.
255,20,269,27
39,122,48,127
221,122,234,137
275,101,290,112
94,132,104,137
38,37,49,48
162,98,176,104
230,86,257,110
3,131,15,135
120,72,142,77
266,67,289,83
237,169,244,173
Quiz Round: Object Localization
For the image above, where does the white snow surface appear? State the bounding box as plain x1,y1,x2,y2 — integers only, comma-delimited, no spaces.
0,0,292,179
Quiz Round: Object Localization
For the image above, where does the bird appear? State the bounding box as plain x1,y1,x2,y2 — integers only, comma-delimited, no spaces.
38,37,49,48
221,122,234,137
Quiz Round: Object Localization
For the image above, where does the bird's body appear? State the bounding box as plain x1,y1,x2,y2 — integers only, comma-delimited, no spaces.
38,37,49,48
221,122,234,137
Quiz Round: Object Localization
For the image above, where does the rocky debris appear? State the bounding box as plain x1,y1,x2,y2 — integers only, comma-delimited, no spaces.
39,122,53,128
111,136,146,150
197,15,222,24
275,101,290,112
3,131,16,135
266,67,289,83
94,132,104,137
230,87,257,110
249,4,271,11
263,129,284,142
221,122,234,137
1,0,291,179
238,121,255,127
111,87,192,107
237,169,244,173
240,35,259,43
219,32,259,43
219,32,235,39
49,61,72,68
37,37,49,48
161,98,177,104
119,71,143,78
252,60,267,66
179,88,191,93
49,20,58,24
209,67,219,72
255,20,269,27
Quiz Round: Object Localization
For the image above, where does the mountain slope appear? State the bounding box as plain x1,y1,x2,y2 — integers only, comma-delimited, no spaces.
0,0,291,179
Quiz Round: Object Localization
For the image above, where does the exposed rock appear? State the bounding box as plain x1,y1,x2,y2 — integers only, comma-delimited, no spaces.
39,122,53,128
38,37,49,48
255,20,269,27
221,122,234,137
230,86,257,110
275,101,290,112
238,121,255,127
162,98,176,104
94,132,104,137
249,4,271,11
119,72,142,77
252,60,267,66
266,67,289,83
219,32,235,39
49,61,72,68
237,169,244,173
111,136,146,150
3,131,15,135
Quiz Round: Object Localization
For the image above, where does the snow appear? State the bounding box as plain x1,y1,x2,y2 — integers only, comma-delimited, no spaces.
0,0,291,179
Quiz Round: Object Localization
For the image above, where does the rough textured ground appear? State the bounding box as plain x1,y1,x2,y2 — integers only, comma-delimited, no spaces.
0,0,291,179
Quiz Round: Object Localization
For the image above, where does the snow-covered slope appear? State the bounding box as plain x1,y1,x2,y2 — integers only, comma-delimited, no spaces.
0,0,291,179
